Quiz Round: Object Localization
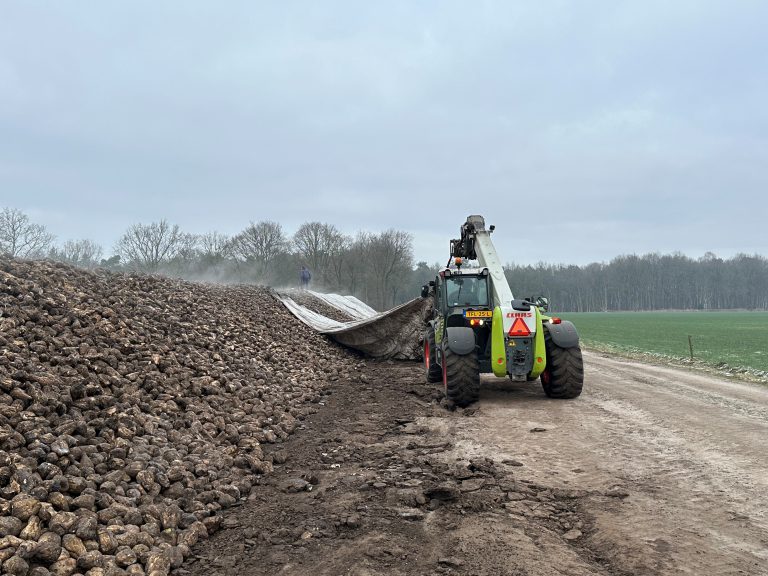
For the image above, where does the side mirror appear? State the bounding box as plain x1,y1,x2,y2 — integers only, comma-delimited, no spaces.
525,295,550,312
421,285,430,298
511,299,531,311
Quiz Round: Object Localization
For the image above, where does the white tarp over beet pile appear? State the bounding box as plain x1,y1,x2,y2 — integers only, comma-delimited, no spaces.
306,291,378,320
274,290,429,360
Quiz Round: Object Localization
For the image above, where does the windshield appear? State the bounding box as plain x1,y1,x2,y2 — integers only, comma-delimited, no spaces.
445,276,489,307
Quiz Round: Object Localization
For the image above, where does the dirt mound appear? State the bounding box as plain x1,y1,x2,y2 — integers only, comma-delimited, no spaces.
0,257,356,576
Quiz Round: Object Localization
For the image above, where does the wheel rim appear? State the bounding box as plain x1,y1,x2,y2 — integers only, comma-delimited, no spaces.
541,369,550,385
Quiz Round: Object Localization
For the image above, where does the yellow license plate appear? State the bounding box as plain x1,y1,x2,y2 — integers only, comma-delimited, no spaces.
465,310,492,318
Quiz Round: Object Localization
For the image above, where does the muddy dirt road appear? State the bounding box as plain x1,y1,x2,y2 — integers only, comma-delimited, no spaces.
180,351,768,576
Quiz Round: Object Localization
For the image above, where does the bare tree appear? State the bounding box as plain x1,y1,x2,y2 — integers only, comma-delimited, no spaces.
114,220,195,272
186,231,235,279
368,229,414,309
327,232,351,290
49,239,103,268
232,221,286,277
292,222,346,283
198,231,233,261
339,230,414,309
0,207,55,258
341,232,371,297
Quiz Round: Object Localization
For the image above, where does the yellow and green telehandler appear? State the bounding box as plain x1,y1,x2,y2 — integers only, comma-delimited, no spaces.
422,215,584,406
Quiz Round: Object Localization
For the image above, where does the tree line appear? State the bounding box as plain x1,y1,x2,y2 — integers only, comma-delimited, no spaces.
0,207,423,310
505,252,768,311
2,206,767,311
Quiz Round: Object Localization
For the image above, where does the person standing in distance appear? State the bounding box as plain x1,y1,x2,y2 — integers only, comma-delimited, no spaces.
299,266,311,290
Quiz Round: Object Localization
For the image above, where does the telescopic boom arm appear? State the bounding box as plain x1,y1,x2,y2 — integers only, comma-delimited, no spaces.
449,215,514,309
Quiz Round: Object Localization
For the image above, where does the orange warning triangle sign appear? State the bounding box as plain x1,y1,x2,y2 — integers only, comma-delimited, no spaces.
508,317,531,337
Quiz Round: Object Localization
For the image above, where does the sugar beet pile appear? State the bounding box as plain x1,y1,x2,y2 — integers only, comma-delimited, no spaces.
0,258,358,576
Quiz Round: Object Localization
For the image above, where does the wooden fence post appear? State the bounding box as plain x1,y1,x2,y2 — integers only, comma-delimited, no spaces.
688,335,694,360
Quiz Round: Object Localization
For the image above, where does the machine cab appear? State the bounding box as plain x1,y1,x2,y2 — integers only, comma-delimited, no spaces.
435,267,491,318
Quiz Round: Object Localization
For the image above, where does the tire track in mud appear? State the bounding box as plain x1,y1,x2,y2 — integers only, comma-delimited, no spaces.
178,353,768,576
445,352,768,576
178,360,617,576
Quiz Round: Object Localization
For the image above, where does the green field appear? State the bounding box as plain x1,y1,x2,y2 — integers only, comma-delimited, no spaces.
558,311,768,375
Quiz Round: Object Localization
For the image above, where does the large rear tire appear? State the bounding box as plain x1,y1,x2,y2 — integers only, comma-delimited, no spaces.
541,327,584,399
442,347,480,407
424,329,442,383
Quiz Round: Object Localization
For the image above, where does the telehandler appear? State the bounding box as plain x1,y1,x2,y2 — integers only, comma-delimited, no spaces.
422,215,584,406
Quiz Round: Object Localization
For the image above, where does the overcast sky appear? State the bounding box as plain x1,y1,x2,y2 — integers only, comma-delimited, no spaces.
1,1,767,266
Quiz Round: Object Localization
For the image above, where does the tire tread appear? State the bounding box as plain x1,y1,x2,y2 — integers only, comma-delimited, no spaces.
424,329,442,383
443,347,480,407
541,328,584,399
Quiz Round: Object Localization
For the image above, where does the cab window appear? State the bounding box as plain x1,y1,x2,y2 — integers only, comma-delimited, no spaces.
445,276,489,307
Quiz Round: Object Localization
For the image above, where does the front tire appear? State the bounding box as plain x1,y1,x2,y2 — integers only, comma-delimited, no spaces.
541,327,584,399
424,329,442,383
442,347,480,407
